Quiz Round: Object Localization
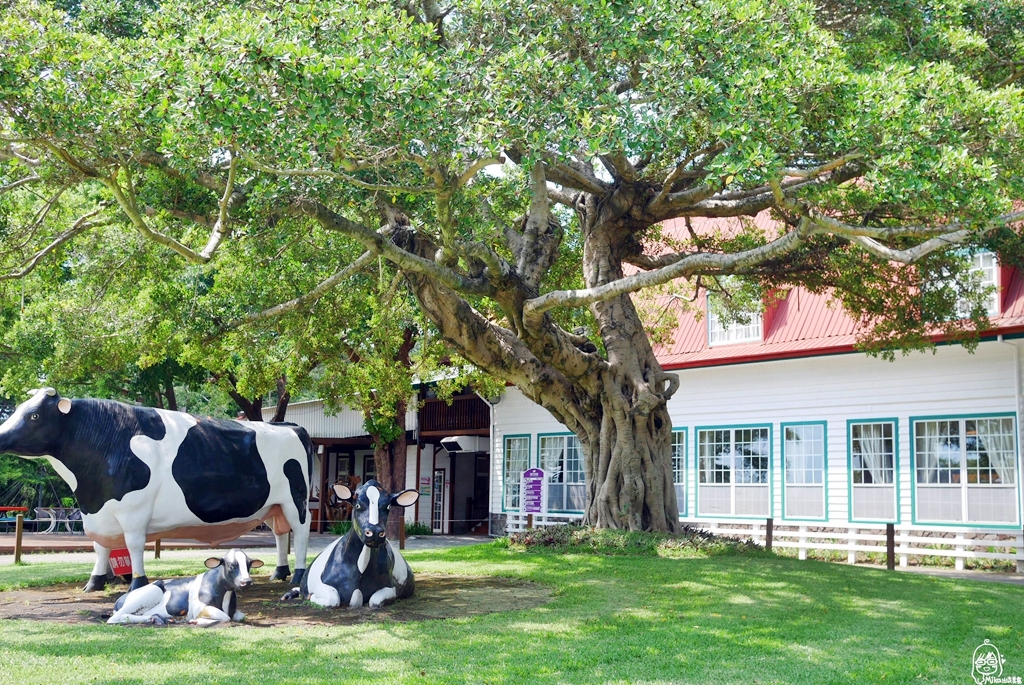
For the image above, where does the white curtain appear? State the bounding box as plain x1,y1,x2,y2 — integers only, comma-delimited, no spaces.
786,430,810,484
976,419,1017,485
917,431,942,484
858,425,889,485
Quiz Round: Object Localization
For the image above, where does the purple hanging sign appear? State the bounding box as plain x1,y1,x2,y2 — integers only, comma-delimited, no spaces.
521,467,547,514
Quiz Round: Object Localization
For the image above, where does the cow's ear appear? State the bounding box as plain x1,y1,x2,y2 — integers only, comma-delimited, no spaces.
249,559,264,569
393,489,419,507
57,398,71,415
205,557,223,569
333,483,353,501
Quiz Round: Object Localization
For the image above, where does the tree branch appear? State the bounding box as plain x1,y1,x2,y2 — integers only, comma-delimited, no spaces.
243,153,438,194
1,208,112,280
547,185,579,208
200,151,238,260
293,198,497,297
103,172,212,263
524,219,817,316
538,152,610,195
222,249,378,331
0,174,40,194
454,156,504,189
995,66,1024,89
519,163,549,277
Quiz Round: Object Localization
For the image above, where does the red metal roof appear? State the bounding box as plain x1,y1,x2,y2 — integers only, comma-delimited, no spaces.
646,212,1024,370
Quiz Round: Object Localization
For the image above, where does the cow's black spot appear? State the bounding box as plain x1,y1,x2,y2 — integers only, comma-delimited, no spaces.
172,419,270,523
60,400,159,515
273,423,314,488
283,458,307,525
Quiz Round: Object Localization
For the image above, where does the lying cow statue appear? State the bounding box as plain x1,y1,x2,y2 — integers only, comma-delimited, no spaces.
287,479,419,608
108,549,263,626
0,388,313,592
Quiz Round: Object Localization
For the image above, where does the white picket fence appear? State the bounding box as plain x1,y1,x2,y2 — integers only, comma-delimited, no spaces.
504,512,1024,572
505,512,583,532
688,519,1024,571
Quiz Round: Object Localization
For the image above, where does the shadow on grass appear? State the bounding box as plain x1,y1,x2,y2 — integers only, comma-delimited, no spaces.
3,543,1024,684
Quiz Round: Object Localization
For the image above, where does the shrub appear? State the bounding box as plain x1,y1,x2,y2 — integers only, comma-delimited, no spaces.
506,523,766,558
328,520,352,536
405,521,432,536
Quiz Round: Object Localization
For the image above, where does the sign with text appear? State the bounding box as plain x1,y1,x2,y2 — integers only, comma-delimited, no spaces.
109,548,132,576
520,468,547,515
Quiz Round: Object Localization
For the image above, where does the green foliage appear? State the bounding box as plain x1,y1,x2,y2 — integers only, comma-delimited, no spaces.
328,519,352,536
404,521,432,536
0,0,1021,468
507,523,767,558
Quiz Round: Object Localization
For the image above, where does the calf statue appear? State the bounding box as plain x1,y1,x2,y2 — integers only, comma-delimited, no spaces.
0,388,313,592
108,549,263,625
288,479,419,608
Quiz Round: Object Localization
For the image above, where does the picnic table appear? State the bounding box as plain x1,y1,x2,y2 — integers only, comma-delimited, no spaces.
0,507,28,534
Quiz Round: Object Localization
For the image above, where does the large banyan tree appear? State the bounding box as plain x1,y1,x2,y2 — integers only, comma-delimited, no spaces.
1,0,1022,530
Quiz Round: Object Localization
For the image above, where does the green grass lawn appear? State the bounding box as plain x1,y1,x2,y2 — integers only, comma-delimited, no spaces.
1,541,1022,684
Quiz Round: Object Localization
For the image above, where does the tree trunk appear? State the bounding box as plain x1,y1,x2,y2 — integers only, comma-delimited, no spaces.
164,368,178,412
371,397,409,540
396,193,680,532
583,365,679,531
270,374,290,422
581,208,680,532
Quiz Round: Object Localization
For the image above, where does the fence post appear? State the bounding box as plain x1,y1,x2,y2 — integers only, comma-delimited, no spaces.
14,513,24,564
765,518,773,553
798,525,808,561
848,528,857,565
527,514,533,530
1018,526,1024,574
954,533,966,571
886,523,895,571
154,538,161,559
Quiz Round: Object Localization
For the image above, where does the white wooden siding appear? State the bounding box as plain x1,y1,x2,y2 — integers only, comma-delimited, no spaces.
262,398,418,439
491,340,1022,529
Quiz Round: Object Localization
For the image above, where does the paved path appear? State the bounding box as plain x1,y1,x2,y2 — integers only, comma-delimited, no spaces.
0,531,490,567
873,564,1024,587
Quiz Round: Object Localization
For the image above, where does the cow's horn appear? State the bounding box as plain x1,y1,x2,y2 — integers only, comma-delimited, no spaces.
45,388,56,396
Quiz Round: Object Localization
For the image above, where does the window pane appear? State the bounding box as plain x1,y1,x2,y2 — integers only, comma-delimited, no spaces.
540,436,565,483
671,431,686,485
968,418,1016,485
708,306,763,346
915,420,960,484
735,428,769,484
785,425,824,485
565,436,585,484
503,437,529,509
851,422,894,485
699,429,731,484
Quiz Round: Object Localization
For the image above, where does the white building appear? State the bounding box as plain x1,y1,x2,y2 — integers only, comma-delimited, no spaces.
487,257,1024,569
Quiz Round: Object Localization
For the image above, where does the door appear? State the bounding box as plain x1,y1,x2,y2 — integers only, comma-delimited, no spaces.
432,468,447,534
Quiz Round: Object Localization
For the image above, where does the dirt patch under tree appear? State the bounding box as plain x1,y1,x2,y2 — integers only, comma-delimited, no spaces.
0,574,551,627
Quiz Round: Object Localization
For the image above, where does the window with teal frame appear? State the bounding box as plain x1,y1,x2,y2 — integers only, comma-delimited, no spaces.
914,416,1018,525
849,421,896,523
539,434,586,512
783,423,825,520
503,436,530,511
697,426,770,517
672,429,686,515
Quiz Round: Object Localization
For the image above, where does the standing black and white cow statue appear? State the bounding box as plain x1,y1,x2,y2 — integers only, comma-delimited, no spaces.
291,479,418,608
0,388,313,592
108,549,263,625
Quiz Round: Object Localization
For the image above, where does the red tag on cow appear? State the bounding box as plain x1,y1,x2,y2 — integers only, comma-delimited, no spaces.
109,548,132,576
